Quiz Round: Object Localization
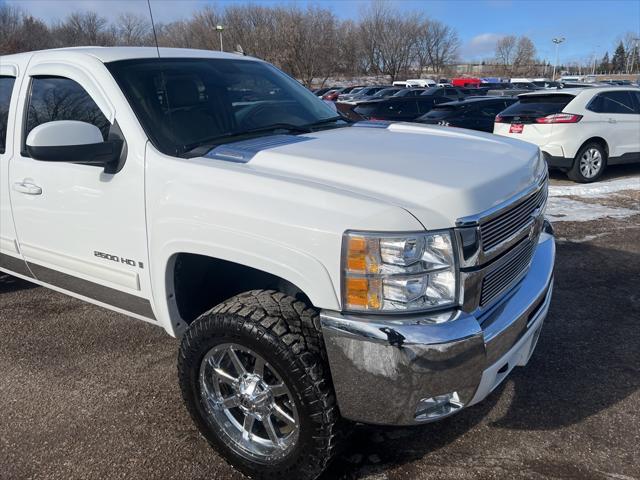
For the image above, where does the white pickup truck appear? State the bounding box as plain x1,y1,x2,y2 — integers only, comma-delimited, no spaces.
0,47,555,479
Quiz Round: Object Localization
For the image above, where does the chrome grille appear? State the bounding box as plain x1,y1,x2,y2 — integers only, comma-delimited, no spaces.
480,238,536,306
480,178,547,252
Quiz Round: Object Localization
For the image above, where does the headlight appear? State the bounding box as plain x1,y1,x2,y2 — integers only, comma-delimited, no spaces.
342,231,458,312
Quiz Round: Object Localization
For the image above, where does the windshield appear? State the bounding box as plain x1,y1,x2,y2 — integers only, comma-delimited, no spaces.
107,58,340,157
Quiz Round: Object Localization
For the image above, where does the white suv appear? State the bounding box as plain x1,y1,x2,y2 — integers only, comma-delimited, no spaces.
494,87,640,182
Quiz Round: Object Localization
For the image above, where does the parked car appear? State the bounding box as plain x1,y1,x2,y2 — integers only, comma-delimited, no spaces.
351,96,450,121
532,79,560,89
494,87,640,182
487,85,536,97
1,46,555,480
322,87,354,102
417,97,517,132
510,81,543,91
452,77,482,87
420,86,467,101
368,86,404,98
393,88,427,97
338,86,389,103
313,87,334,97
559,81,600,89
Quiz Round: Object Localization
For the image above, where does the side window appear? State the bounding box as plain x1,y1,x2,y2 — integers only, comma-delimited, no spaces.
25,76,110,149
588,91,636,114
632,92,640,114
479,104,503,117
0,76,16,154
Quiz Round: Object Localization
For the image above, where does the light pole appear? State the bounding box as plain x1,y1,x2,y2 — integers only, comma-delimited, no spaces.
631,38,640,74
552,37,565,81
215,25,224,51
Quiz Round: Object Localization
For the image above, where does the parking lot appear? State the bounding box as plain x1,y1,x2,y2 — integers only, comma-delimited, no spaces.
1,165,638,480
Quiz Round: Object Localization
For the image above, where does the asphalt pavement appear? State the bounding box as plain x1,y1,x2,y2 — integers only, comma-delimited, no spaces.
1,166,639,480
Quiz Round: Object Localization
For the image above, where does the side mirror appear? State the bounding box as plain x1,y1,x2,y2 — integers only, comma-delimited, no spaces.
26,120,123,172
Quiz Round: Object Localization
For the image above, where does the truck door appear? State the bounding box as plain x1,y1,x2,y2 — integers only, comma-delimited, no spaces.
0,64,32,278
8,59,155,320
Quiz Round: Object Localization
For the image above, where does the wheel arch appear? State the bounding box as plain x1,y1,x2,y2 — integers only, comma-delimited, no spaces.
157,244,340,337
575,137,609,160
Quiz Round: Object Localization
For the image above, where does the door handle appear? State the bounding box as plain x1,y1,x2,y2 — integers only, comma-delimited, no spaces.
13,181,42,195
608,118,617,124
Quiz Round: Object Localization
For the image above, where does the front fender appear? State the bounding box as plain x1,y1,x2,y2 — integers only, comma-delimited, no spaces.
153,233,339,337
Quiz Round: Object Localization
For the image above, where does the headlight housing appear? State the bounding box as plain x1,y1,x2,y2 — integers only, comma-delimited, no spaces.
342,230,458,313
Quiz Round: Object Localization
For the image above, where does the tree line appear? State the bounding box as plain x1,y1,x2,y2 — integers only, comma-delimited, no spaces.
596,35,640,75
1,1,637,85
0,1,460,85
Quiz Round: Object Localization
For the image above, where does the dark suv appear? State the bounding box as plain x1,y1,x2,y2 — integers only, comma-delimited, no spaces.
351,96,449,121
417,97,517,132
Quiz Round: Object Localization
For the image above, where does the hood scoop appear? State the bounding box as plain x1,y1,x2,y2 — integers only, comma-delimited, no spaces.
205,134,313,163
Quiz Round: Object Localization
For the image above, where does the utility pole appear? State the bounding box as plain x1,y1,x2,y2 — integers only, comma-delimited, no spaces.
552,37,565,81
216,25,224,51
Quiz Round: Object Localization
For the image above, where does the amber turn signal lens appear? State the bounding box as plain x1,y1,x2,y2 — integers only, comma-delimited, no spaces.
346,236,367,273
345,277,381,309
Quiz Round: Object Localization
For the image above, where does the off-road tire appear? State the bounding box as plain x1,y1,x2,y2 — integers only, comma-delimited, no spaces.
178,289,342,480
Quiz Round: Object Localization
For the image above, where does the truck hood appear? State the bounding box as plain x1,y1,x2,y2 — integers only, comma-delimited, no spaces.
222,123,546,229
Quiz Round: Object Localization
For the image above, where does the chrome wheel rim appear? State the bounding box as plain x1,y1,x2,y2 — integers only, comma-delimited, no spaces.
199,343,299,462
579,148,602,179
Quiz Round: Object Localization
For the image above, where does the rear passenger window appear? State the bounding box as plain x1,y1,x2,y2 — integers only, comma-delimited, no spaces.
479,104,503,117
588,91,636,114
25,77,110,147
0,76,16,154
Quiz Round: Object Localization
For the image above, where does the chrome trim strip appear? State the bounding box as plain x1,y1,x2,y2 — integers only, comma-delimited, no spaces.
455,173,547,269
456,173,547,228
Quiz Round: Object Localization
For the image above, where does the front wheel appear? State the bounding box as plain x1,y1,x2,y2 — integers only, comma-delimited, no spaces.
178,290,341,480
568,143,607,183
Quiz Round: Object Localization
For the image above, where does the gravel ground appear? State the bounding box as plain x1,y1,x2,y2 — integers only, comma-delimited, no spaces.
1,166,639,480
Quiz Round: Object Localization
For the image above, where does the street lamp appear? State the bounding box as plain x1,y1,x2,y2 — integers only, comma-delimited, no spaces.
552,37,565,81
631,37,640,74
215,25,224,51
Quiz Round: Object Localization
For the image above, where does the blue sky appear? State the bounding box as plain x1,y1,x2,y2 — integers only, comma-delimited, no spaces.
8,0,640,63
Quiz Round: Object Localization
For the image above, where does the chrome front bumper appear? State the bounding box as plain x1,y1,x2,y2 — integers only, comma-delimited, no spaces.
320,231,555,426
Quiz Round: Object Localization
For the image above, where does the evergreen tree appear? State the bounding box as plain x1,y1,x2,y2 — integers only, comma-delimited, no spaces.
611,42,626,73
598,52,610,73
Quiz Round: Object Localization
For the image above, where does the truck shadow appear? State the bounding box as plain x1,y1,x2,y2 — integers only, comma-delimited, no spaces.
0,273,38,294
322,240,639,479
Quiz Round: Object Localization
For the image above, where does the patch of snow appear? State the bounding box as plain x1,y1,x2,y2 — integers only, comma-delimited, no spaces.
549,177,640,198
546,197,637,222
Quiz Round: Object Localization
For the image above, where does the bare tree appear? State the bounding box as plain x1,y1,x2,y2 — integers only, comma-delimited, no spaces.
495,35,517,74
115,13,151,46
53,12,115,47
359,0,421,81
0,3,22,53
416,19,460,76
513,36,536,75
189,6,223,50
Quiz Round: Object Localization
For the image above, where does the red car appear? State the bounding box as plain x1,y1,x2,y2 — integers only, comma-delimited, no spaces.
451,77,482,88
